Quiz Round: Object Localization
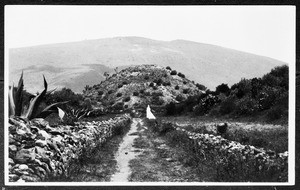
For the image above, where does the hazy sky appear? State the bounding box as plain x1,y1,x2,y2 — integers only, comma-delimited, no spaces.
5,5,295,64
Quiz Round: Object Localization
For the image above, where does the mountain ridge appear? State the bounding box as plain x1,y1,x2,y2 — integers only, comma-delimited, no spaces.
9,36,286,93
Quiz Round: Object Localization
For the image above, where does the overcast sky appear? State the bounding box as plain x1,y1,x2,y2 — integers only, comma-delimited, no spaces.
5,5,295,64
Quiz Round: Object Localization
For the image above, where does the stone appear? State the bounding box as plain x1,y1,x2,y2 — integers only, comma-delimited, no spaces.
35,146,48,159
8,158,15,165
35,139,48,148
20,174,40,182
9,145,17,152
15,148,36,163
30,118,50,129
9,174,20,182
18,164,29,170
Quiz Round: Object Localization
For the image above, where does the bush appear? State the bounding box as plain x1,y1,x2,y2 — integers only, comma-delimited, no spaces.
117,84,123,88
116,93,122,97
165,102,176,115
178,72,185,78
175,94,184,102
236,97,259,115
123,96,130,102
139,89,145,94
133,91,139,96
153,86,158,90
183,88,189,94
108,90,114,94
98,91,104,95
216,83,230,96
166,66,172,70
144,75,150,80
183,81,187,85
122,81,128,85
149,82,154,87
196,83,207,91
152,96,164,105
170,70,177,75
219,97,236,115
266,105,285,121
175,85,179,90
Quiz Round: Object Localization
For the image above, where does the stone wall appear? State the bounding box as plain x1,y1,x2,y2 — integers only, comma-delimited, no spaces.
8,114,131,182
157,121,289,182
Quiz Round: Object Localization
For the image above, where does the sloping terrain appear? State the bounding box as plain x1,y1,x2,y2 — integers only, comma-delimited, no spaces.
83,65,202,113
9,37,286,93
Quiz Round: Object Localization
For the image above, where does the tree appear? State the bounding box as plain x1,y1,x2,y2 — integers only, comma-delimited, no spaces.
215,83,230,96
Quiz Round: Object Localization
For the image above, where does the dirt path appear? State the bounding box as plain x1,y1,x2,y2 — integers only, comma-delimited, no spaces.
110,118,142,182
127,119,203,182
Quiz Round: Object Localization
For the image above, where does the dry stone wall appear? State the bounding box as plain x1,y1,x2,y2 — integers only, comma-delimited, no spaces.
158,121,289,182
8,114,131,182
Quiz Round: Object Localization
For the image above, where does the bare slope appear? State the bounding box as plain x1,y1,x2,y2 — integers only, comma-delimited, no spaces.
9,37,285,93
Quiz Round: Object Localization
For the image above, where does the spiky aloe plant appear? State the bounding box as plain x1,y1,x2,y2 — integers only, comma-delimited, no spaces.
9,73,67,120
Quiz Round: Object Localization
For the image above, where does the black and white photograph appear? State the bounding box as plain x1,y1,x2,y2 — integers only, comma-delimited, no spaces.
4,5,296,186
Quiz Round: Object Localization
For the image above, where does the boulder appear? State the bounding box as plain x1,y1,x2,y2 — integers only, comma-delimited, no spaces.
15,148,36,163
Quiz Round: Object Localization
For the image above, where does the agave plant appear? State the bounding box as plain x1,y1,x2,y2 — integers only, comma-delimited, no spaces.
9,72,68,121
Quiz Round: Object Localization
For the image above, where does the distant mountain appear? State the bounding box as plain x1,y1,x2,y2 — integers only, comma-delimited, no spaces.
9,36,286,93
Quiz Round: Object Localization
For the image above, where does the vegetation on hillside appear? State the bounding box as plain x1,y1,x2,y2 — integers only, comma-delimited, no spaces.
165,65,289,123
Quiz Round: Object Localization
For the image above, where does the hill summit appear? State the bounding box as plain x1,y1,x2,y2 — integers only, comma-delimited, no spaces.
83,65,203,114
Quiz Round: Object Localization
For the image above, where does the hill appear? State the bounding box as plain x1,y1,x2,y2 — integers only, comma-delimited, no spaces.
9,36,286,93
82,65,203,114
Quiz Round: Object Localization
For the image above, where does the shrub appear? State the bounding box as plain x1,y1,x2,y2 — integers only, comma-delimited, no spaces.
166,66,172,70
116,93,122,97
108,90,114,94
183,81,187,84
196,83,207,91
133,91,139,96
122,81,128,85
266,105,285,121
170,70,177,75
175,85,179,90
183,88,189,94
219,97,236,115
236,97,259,115
117,84,123,88
175,94,184,102
98,91,104,95
153,86,158,90
139,89,145,94
178,72,185,78
216,83,230,96
165,102,176,115
152,96,164,105
113,102,124,110
144,75,150,80
124,104,128,109
123,96,131,102
149,82,154,87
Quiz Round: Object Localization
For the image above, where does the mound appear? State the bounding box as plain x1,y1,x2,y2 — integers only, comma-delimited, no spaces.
83,65,203,114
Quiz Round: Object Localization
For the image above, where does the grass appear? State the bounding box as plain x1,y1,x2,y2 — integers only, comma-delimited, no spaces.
161,115,288,153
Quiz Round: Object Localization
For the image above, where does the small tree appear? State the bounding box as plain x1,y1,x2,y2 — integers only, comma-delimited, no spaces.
170,70,177,75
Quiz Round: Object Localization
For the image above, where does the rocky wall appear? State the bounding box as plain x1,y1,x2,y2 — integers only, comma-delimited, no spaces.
159,121,289,182
8,114,131,182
